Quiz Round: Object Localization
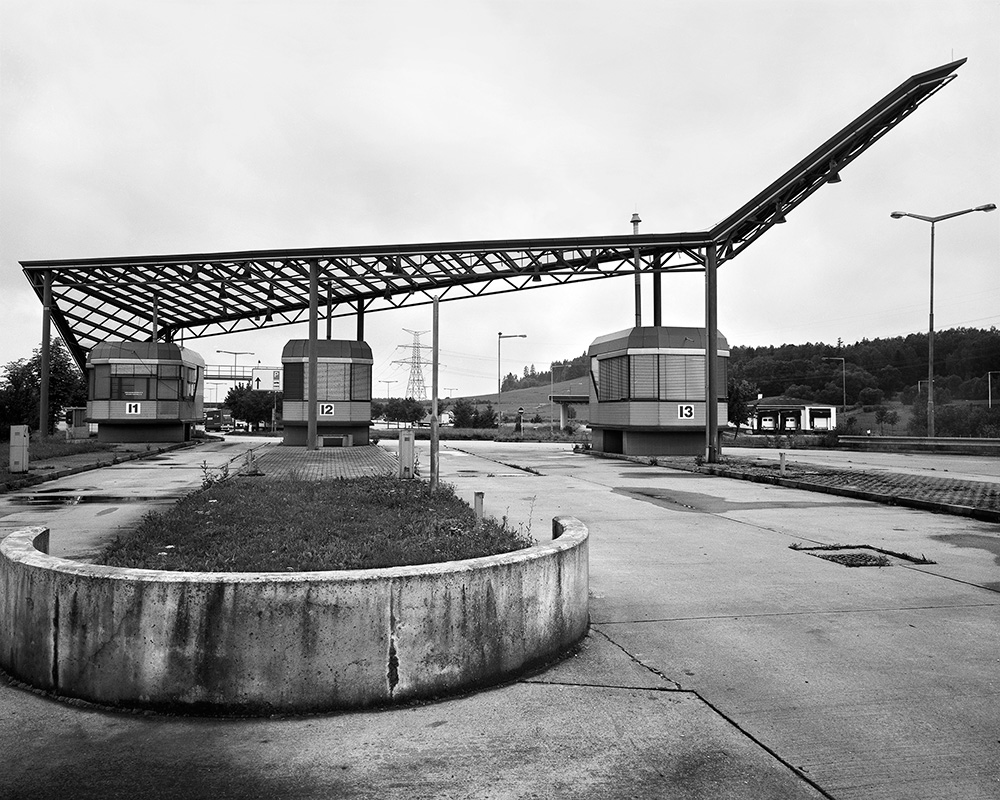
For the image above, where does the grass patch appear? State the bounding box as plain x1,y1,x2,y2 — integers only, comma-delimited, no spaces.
98,475,535,572
0,436,115,482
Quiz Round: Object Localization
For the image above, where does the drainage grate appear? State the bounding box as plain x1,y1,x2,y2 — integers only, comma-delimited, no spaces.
813,551,891,568
791,543,935,567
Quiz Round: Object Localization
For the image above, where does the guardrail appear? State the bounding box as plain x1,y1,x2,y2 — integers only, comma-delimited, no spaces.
838,436,1000,456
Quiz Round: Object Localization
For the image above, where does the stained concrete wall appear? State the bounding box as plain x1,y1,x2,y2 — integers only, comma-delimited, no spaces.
0,520,588,715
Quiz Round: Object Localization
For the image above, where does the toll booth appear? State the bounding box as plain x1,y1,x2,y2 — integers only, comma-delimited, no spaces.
281,339,373,446
588,326,729,456
86,341,205,443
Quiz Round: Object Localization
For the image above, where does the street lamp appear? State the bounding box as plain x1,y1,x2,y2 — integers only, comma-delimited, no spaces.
822,357,846,413
891,203,995,437
378,380,396,400
549,362,567,436
988,372,1000,409
216,349,254,382
498,332,527,430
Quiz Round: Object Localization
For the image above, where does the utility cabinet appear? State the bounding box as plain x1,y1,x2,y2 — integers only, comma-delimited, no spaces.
9,425,29,473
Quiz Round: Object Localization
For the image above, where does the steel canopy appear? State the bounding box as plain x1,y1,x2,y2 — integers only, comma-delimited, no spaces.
21,59,966,371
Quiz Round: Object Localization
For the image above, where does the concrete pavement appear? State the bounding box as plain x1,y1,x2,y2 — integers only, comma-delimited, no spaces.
0,437,272,561
2,439,998,799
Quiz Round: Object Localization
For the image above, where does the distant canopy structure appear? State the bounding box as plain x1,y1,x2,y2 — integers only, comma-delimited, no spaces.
22,60,967,460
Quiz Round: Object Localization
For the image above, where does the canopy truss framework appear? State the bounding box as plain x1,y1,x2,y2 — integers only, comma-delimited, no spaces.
22,59,965,376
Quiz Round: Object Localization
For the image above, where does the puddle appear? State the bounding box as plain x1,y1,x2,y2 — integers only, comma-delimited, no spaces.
621,471,705,479
614,486,842,514
7,494,166,506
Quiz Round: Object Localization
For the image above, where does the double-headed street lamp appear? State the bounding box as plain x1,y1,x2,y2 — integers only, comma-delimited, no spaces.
216,349,254,370
498,332,527,430
890,203,996,437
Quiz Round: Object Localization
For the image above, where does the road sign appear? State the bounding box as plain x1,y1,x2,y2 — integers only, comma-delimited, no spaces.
251,368,282,392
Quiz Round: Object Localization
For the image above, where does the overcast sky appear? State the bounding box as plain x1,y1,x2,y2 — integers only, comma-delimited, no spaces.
2,0,997,400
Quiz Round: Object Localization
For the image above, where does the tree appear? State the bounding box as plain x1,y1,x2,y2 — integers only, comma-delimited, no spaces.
224,384,280,430
475,402,498,428
385,397,426,425
858,387,884,408
727,378,759,435
0,339,87,436
0,359,37,437
451,398,478,428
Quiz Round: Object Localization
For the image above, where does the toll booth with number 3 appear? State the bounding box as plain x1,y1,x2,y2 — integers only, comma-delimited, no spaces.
588,326,729,456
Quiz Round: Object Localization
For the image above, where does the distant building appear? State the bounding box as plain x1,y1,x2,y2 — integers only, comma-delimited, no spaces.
751,396,837,433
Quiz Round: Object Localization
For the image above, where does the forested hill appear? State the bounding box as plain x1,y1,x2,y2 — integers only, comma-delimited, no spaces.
500,352,590,392
501,328,1000,407
730,327,999,406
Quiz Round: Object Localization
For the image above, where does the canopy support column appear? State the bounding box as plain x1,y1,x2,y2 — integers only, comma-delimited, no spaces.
705,242,719,464
40,271,52,436
308,259,319,450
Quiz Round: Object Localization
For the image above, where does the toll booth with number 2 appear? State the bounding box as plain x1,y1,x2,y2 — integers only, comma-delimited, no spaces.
280,339,373,446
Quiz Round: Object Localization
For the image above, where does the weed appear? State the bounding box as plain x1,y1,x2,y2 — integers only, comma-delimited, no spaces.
199,460,230,489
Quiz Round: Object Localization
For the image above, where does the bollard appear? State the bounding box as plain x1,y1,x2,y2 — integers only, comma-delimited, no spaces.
473,491,484,528
779,452,786,475
398,429,416,479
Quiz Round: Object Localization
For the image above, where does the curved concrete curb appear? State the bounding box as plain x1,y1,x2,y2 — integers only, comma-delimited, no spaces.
0,519,589,715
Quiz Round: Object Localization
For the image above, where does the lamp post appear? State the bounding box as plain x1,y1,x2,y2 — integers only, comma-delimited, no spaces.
498,332,526,431
988,372,1000,409
822,357,847,413
891,203,996,437
216,349,254,380
549,362,567,437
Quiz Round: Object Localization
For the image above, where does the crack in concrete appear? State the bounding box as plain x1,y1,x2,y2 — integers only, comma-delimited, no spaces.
589,625,838,799
589,626,681,690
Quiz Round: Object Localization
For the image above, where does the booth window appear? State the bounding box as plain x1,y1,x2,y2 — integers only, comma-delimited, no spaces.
629,355,659,399
598,353,728,402
352,363,372,401
283,362,370,401
284,363,304,400
155,364,182,400
598,356,629,401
